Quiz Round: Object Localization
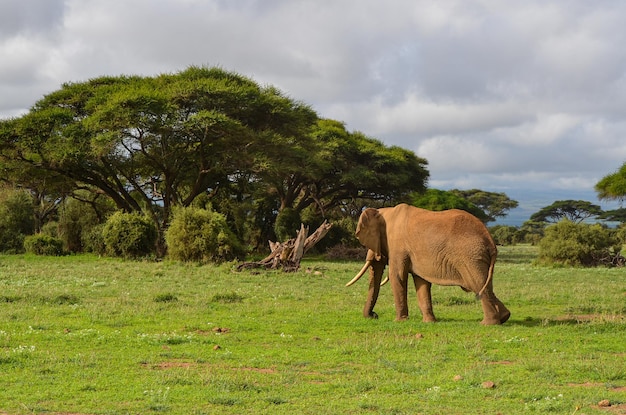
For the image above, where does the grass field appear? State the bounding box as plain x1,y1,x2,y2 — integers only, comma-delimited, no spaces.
0,245,625,414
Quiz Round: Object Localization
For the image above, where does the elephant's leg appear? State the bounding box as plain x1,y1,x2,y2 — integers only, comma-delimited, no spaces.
363,261,385,318
413,275,436,323
390,264,409,321
480,290,511,325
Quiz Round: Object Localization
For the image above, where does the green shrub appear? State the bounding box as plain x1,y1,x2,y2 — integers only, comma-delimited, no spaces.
274,207,301,241
0,188,35,253
57,195,116,253
102,212,157,259
41,221,60,238
518,220,546,245
617,224,626,245
165,206,244,263
311,216,357,252
538,220,622,266
24,234,65,256
81,223,106,255
490,225,519,245
325,244,367,260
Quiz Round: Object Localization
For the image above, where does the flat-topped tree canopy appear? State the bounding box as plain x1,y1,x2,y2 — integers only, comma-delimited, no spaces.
0,66,429,253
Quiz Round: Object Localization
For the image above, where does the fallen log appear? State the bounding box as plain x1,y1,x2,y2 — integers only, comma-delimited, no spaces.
237,220,332,272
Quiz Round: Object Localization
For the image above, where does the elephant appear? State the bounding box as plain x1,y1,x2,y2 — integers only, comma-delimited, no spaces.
346,204,510,325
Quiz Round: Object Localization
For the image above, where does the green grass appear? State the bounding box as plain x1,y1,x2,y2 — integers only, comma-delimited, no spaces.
0,246,625,414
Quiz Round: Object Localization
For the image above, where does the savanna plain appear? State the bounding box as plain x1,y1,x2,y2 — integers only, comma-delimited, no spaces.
0,245,625,414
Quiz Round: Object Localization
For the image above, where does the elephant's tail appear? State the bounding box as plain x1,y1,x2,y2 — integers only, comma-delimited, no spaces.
477,248,497,299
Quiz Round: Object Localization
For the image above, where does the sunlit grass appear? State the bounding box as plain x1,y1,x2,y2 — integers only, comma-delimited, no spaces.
0,247,624,414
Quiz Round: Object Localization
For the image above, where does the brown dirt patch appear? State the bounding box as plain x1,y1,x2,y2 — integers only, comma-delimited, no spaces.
141,360,280,375
143,360,195,370
568,382,626,391
569,383,626,412
569,382,606,388
488,360,514,365
593,403,626,414
555,314,626,323
556,314,598,322
235,367,277,374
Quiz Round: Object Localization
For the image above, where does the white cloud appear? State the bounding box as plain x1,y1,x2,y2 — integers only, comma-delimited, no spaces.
344,94,531,139
1,0,626,222
497,113,580,147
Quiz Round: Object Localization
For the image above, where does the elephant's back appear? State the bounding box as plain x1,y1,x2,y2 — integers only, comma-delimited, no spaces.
408,208,495,254
386,204,496,250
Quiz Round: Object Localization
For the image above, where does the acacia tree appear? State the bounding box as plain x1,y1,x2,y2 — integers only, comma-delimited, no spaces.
256,119,429,214
599,208,626,223
596,163,626,203
595,164,626,226
530,200,603,224
0,67,317,251
410,189,487,221
1,66,431,253
450,189,518,223
220,118,429,244
0,148,75,232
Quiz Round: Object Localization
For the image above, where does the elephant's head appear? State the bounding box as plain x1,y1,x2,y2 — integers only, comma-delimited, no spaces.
355,208,388,260
346,208,389,318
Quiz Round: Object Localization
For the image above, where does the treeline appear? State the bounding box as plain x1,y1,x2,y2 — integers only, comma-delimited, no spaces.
2,66,626,267
489,200,626,267
0,66,428,257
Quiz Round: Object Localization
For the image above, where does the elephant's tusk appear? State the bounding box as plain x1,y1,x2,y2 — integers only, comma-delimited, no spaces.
380,276,389,286
345,260,372,287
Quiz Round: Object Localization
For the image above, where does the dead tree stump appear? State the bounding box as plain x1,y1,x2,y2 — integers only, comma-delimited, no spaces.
238,220,332,272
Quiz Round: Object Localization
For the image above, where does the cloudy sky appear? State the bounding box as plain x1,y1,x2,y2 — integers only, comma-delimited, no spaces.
2,0,625,223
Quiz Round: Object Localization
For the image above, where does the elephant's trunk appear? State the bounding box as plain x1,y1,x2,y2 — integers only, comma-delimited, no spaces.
363,260,385,318
345,260,371,287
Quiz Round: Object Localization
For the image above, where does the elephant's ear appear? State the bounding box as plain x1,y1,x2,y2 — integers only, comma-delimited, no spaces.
357,208,385,261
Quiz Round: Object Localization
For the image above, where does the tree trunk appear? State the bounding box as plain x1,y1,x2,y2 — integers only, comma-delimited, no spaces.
237,220,332,272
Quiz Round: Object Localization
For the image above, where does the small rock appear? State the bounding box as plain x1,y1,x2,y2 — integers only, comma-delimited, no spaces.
415,333,424,339
481,381,496,389
213,344,221,350
453,375,463,381
598,399,611,407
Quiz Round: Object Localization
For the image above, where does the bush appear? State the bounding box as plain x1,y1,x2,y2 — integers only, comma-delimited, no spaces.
24,234,65,256
0,188,35,253
325,244,367,260
517,220,546,245
57,195,116,253
165,206,245,263
274,208,301,241
41,221,60,238
490,225,519,245
538,220,622,266
311,216,358,253
617,224,626,245
57,200,85,253
102,212,157,259
81,223,107,255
